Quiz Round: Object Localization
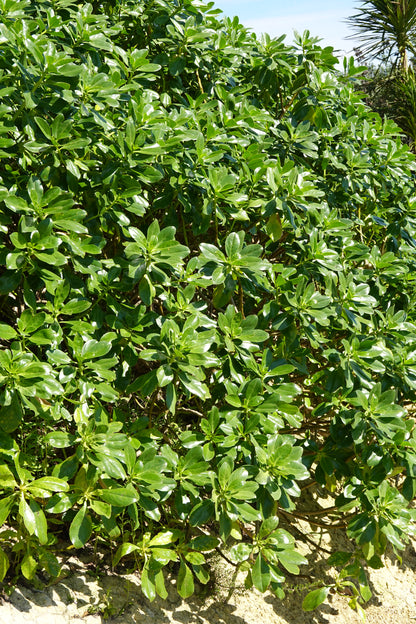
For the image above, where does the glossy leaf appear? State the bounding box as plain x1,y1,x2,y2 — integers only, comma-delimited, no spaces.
302,587,330,611
69,504,92,548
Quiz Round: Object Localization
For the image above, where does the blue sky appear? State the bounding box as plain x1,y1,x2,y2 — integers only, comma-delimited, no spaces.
214,1,359,60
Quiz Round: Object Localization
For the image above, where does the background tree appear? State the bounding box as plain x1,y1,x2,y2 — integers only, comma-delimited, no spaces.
347,1,416,148
346,0,416,71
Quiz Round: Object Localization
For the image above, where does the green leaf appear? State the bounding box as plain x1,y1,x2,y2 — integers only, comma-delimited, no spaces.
277,548,307,574
188,535,219,552
32,504,48,545
177,560,194,599
199,244,225,263
21,554,37,580
139,275,155,306
155,569,168,599
90,499,112,519
69,504,92,548
0,394,23,433
113,542,140,567
35,117,52,139
0,548,9,582
126,370,158,396
367,555,384,570
45,432,76,448
258,516,280,538
96,454,126,480
302,587,330,611
157,364,174,387
225,232,243,258
179,375,210,399
60,299,92,315
360,581,372,602
149,531,178,547
150,548,177,565
266,214,282,242
80,340,112,360
232,501,261,522
219,512,232,542
28,477,69,493
4,196,28,212
193,564,210,585
347,514,377,544
189,500,215,526
166,383,177,414
141,566,156,601
229,543,252,563
184,551,205,565
52,455,79,481
252,555,271,592
0,495,15,526
0,464,17,488
99,486,139,507
45,493,79,513
18,497,36,534
0,324,17,340
39,551,61,578
218,458,233,488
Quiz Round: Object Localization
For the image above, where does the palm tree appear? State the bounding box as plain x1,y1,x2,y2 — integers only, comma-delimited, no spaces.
347,1,416,150
346,1,416,73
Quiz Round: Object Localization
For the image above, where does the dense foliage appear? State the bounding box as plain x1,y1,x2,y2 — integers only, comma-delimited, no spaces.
347,1,416,148
353,64,416,148
0,0,416,614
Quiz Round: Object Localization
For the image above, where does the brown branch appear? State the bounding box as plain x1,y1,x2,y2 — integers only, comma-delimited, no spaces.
196,68,204,94
279,88,304,120
278,508,348,529
215,547,238,567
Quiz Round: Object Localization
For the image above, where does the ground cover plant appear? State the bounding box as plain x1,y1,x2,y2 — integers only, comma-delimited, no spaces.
0,0,416,616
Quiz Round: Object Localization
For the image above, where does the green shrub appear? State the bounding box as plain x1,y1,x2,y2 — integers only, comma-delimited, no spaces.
0,0,416,614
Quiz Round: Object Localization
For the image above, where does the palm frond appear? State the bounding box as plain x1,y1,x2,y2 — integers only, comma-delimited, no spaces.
346,0,416,70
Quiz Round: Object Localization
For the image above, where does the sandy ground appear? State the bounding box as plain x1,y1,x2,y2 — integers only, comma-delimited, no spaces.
0,526,415,624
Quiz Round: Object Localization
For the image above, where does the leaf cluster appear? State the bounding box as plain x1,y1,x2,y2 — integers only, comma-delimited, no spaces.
0,0,415,615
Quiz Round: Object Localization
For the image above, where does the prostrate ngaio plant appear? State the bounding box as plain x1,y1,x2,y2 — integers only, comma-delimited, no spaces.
0,0,416,615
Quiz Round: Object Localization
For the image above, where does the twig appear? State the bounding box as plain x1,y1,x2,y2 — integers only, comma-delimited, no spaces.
196,68,204,94
278,508,347,529
176,407,204,419
238,280,244,317
215,547,238,567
